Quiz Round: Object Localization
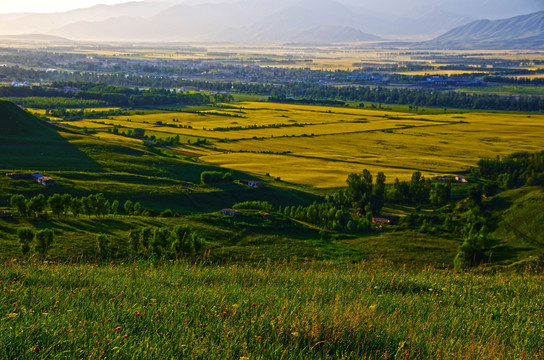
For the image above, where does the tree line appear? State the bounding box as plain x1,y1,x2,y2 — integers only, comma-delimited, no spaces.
9,193,147,218
0,83,225,108
97,225,205,260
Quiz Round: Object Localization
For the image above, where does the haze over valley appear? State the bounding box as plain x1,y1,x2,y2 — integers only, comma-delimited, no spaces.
0,0,542,46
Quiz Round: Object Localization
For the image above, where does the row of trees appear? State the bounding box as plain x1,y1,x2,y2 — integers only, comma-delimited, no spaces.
108,126,182,147
7,97,107,109
282,201,371,233
48,108,130,121
1,83,220,109
265,85,544,112
10,193,145,218
97,225,205,260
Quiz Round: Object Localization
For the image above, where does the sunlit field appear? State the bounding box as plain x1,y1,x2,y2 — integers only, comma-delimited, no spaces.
50,101,544,187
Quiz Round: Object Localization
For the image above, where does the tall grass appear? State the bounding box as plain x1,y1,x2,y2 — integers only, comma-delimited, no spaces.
1,260,542,359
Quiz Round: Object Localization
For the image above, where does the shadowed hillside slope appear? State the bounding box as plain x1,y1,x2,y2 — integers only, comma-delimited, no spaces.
0,100,100,171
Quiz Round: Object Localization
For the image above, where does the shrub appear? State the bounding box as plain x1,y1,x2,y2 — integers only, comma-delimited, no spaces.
35,229,54,256
17,227,35,255
200,171,233,184
159,209,174,218
97,234,112,259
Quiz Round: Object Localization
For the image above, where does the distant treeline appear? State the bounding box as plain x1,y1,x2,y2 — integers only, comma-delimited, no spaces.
268,97,345,106
263,85,544,112
49,108,130,121
483,75,544,86
6,97,108,109
2,66,542,112
0,83,232,108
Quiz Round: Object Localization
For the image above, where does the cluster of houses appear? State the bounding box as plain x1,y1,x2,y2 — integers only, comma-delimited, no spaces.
416,76,484,88
5,173,55,186
0,210,12,218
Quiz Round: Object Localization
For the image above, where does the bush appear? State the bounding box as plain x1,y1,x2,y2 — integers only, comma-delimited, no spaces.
96,234,112,259
200,171,233,184
159,209,174,218
17,227,35,255
35,229,54,256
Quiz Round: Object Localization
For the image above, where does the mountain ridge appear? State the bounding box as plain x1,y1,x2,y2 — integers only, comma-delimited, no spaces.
419,10,544,49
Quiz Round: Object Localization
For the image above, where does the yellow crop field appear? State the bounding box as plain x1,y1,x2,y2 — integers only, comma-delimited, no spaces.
64,101,544,188
201,110,544,187
200,153,418,188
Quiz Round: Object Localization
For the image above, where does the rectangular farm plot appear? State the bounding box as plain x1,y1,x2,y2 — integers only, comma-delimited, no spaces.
200,153,420,187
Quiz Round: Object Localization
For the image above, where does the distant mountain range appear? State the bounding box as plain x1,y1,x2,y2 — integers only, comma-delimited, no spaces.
0,0,473,42
420,11,544,49
0,0,542,47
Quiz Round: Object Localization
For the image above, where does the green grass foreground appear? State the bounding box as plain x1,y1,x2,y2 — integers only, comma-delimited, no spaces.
1,261,543,359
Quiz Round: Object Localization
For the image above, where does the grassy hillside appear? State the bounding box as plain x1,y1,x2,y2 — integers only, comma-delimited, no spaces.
488,187,544,265
0,100,100,171
0,100,318,213
1,261,543,359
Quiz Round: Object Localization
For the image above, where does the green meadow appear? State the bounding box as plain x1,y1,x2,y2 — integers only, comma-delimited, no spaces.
1,261,543,359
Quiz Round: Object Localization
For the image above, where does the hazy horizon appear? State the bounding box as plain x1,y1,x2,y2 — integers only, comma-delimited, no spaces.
0,0,542,44
1,0,542,18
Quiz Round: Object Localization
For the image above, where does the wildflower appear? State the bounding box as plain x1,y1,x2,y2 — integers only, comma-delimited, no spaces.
124,334,128,339
114,326,121,331
33,346,40,353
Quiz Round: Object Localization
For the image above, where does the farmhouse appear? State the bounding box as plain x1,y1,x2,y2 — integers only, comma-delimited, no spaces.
222,208,241,216
30,173,56,186
372,217,392,225
37,176,55,186
239,180,264,188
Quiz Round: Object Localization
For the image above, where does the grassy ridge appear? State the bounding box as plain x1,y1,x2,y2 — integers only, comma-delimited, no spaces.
1,261,543,359
0,100,100,171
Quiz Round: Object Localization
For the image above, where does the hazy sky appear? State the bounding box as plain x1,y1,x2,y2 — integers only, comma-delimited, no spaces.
0,0,129,13
0,0,542,15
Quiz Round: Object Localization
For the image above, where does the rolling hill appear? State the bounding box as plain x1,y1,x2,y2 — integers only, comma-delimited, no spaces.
419,11,544,49
0,100,99,171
